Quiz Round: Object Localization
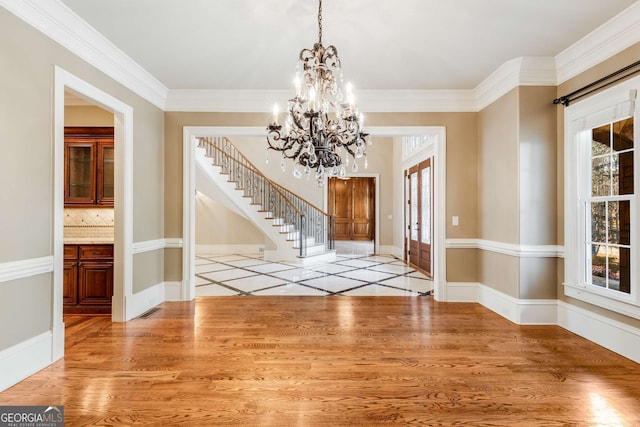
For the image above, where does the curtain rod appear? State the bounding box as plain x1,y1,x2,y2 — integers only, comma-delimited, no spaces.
553,60,640,107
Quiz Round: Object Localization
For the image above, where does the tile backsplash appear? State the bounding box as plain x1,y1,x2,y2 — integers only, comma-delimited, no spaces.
64,208,114,227
64,208,114,242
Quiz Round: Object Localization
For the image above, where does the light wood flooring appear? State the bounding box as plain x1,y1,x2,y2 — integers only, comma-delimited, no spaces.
2,297,640,426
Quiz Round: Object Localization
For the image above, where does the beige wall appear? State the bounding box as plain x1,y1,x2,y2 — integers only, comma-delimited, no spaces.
0,9,164,350
476,86,558,299
195,192,263,246
0,276,52,350
369,137,394,246
518,86,558,300
446,249,478,283
133,251,164,294
479,252,519,297
477,90,520,297
64,104,114,127
518,86,558,246
478,88,520,244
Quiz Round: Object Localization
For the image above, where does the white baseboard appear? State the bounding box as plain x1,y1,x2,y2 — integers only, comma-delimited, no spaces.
478,286,557,325
558,300,640,364
445,282,557,324
196,244,263,254
445,281,640,362
125,281,188,319
0,331,53,392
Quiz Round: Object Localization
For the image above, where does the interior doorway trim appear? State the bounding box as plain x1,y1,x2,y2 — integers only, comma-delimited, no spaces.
54,66,134,338
182,126,446,301
182,127,265,300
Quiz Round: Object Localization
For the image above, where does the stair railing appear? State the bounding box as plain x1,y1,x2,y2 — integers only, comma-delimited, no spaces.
197,136,335,257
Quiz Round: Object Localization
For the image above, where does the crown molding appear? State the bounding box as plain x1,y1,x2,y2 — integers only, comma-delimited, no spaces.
165,89,477,113
2,0,638,113
164,90,291,112
166,59,559,113
0,0,168,109
474,57,557,111
357,90,477,112
555,1,640,84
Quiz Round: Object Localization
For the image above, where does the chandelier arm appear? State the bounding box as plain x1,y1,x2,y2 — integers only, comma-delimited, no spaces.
267,140,299,160
289,141,306,160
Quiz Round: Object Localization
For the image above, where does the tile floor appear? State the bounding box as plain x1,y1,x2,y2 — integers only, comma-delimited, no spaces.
195,245,433,297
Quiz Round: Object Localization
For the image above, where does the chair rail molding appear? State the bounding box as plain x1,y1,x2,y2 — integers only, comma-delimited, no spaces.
446,238,564,258
132,238,183,255
0,256,53,284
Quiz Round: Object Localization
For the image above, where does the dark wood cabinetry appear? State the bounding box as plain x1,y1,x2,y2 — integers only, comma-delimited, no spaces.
64,244,113,314
64,127,114,207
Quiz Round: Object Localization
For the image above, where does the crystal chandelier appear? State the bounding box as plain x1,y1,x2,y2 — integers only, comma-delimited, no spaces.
266,0,370,184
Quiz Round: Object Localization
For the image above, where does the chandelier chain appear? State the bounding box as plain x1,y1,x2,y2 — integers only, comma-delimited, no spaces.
318,0,323,44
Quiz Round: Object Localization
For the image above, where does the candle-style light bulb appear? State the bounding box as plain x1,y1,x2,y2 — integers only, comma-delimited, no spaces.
294,76,301,97
272,103,279,124
309,87,316,111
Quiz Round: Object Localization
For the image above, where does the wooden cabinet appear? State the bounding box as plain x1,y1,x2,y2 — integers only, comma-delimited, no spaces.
64,127,114,207
64,244,113,314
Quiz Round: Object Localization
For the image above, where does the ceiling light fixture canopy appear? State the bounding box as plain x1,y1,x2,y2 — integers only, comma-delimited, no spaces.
266,0,370,184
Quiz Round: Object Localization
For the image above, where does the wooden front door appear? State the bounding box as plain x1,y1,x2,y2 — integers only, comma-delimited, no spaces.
328,177,375,241
406,159,432,275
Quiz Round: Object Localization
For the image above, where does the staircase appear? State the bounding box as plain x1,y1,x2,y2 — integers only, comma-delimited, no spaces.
196,136,336,263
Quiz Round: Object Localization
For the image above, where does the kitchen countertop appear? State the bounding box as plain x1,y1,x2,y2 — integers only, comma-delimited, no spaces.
64,238,114,245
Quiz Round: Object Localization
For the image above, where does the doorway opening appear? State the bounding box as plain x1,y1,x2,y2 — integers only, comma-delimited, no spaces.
63,95,115,316
183,126,446,301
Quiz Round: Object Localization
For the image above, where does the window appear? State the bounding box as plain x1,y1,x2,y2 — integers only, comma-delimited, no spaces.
402,135,437,160
565,76,639,318
585,118,633,294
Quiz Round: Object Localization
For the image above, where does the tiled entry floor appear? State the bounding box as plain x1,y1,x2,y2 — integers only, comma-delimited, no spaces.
195,253,433,296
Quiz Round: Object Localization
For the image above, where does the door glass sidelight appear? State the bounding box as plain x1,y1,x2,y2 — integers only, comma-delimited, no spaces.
410,171,418,241
421,165,431,244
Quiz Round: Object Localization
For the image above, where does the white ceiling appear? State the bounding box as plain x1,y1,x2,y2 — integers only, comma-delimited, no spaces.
58,0,637,93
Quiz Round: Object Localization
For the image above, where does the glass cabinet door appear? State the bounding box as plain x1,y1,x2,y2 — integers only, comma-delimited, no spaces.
98,142,114,204
65,143,96,204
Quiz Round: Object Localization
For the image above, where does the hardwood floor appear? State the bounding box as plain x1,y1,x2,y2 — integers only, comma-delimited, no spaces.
2,297,640,426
